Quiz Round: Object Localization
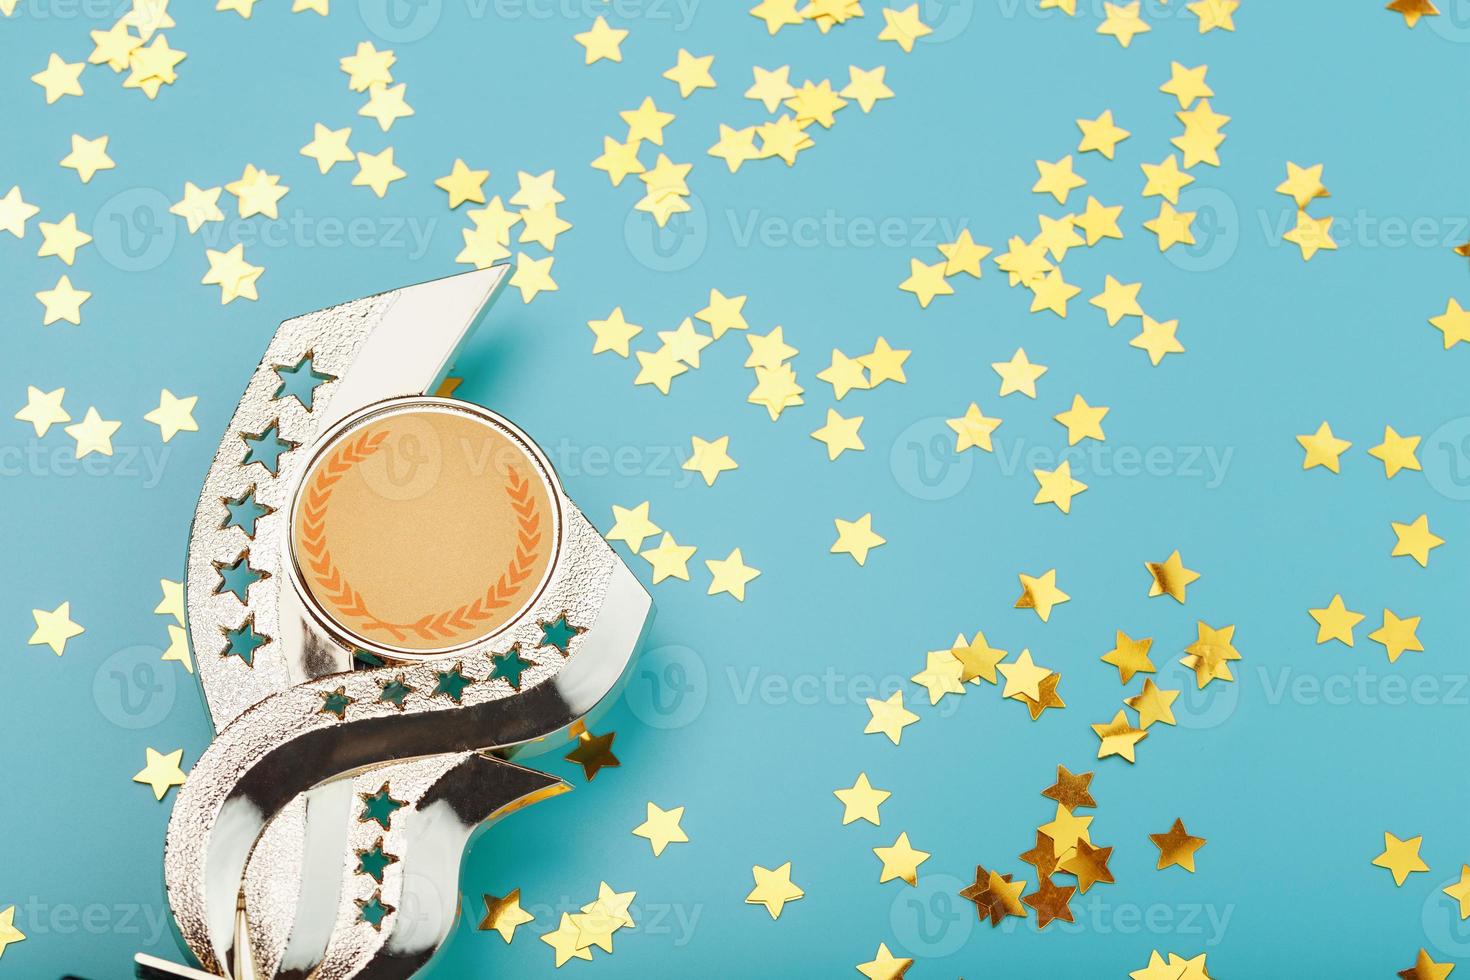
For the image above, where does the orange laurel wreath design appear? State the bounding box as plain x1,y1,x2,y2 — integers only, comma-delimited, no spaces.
298,427,543,644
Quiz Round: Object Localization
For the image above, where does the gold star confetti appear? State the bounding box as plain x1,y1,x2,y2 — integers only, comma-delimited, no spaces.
1160,62,1213,108
1140,155,1195,204
588,307,643,357
663,49,715,97
708,125,761,173
479,888,534,942
832,513,885,565
1276,162,1330,210
1373,832,1429,885
947,403,1002,453
144,389,198,442
746,863,804,918
706,548,760,601
1443,866,1470,919
873,831,929,885
133,747,187,800
1090,276,1144,325
340,40,395,91
864,690,918,744
594,135,646,184
1077,110,1130,159
90,22,143,72
746,362,803,420
811,409,865,460
856,943,912,980
170,182,224,232
1102,630,1155,683
1093,710,1147,762
60,134,115,183
0,185,39,238
817,349,870,399
32,53,85,103
1145,550,1199,602
1131,316,1185,365
1389,0,1441,27
1033,155,1087,205
1399,949,1455,980
1309,594,1364,647
1187,0,1238,33
632,801,688,856
1151,818,1205,871
1075,197,1124,246
564,729,620,780
1282,211,1337,261
1015,569,1070,621
300,124,354,174
1429,299,1470,348
1127,679,1179,729
786,79,847,128
750,0,803,34
993,348,1048,397
1391,514,1444,567
835,773,890,825
202,244,264,304
574,15,628,64
1181,620,1241,688
65,406,121,457
434,159,488,207
540,913,593,966
960,868,1029,927
0,906,23,959
911,649,965,705
998,648,1051,701
606,502,660,553
898,257,953,308
622,96,675,145
1367,426,1422,478
842,65,893,112
38,213,92,265
1054,394,1108,445
1369,609,1423,663
125,34,186,98
162,623,193,673
1098,1,1151,46
359,82,414,131
510,253,557,303
635,346,688,394
746,65,796,111
15,385,69,436
878,4,932,52
938,229,991,277
352,147,406,197
641,533,697,583
29,601,84,655
1144,201,1196,251
155,579,184,625
684,435,738,486
36,275,91,326
1033,461,1088,513
952,632,1007,685
1297,421,1351,473
225,164,288,219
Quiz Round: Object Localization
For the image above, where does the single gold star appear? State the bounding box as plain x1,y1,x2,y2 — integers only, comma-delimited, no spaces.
1181,620,1241,687
856,943,913,980
588,307,642,357
35,274,91,326
1098,1,1151,46
621,96,675,145
750,0,803,34
684,435,738,486
832,513,885,565
1369,609,1424,663
1131,316,1184,365
1399,949,1455,980
992,348,1047,397
133,747,187,800
593,135,646,184
1368,426,1422,478
518,203,571,250
1140,154,1196,204
1033,155,1087,205
634,345,688,394
1309,594,1365,646
1054,394,1108,445
15,385,70,436
1283,210,1337,261
947,403,1002,452
1029,269,1082,317
663,48,715,97
31,53,85,103
641,532,697,583
1442,865,1470,919
834,773,890,825
1093,709,1148,762
340,40,395,91
144,389,198,441
300,123,354,174
64,406,121,457
708,124,761,173
694,288,748,338
1077,110,1130,159
1060,839,1115,893
817,349,870,398
1151,818,1206,871
1187,0,1238,32
746,64,796,111
998,648,1051,701
1074,197,1124,246
1391,514,1444,567
632,801,688,856
1144,550,1199,602
1430,299,1470,348
842,64,893,112
1160,62,1213,108
1389,0,1441,27
1126,679,1180,729
359,82,414,131
564,729,620,780
431,159,488,208
574,15,628,64
1297,421,1352,473
745,326,798,369
1090,276,1144,326
170,182,224,232
60,134,115,183
898,257,953,308
606,502,660,553
911,650,965,705
1033,461,1088,513
1143,201,1196,251
0,905,24,959
746,863,804,919
811,409,865,460
0,185,39,238
509,253,557,303
1101,630,1155,683
705,548,760,601
478,888,534,942
1276,161,1330,210
352,147,406,197
201,244,263,304
1015,569,1070,622
873,832,930,885
878,3,932,51
864,690,918,744
540,913,592,966
1373,832,1430,885
951,631,1007,684
225,164,288,219
90,21,144,72
938,229,992,277
30,601,84,655
38,213,93,265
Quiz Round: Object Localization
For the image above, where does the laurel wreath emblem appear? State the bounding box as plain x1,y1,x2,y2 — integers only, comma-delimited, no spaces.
298,426,543,644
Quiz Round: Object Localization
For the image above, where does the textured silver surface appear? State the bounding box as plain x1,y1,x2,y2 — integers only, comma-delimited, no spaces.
159,268,653,979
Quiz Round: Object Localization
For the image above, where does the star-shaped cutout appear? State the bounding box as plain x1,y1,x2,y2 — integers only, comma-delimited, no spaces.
1309,594,1364,646
632,801,688,856
144,389,198,442
133,747,187,800
1015,569,1070,621
746,862,804,919
864,690,918,744
1144,549,1199,602
1373,831,1429,885
832,513,886,565
1150,818,1206,871
873,832,929,885
834,772,890,825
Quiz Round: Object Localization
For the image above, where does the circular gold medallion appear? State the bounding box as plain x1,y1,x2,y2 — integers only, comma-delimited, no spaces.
289,398,560,658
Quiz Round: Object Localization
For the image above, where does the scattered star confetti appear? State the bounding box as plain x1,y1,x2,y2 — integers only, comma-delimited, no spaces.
1150,819,1206,871
632,801,688,856
832,513,885,565
1373,832,1430,885
133,747,187,800
746,863,804,918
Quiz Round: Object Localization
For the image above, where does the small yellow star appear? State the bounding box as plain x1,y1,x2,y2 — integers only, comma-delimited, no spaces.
29,601,84,655
1367,426,1422,478
1283,211,1337,261
832,513,885,565
708,124,761,173
1144,550,1200,603
144,389,198,441
606,502,660,553
1160,62,1213,109
1309,594,1364,647
746,65,796,111
1391,514,1444,567
1077,110,1130,159
634,345,688,394
1188,0,1238,33
696,288,749,338
478,888,534,942
0,185,40,238
911,650,965,704
1101,630,1156,683
31,53,85,103
170,182,224,232
817,349,870,399
588,307,643,356
1090,276,1144,326
898,257,953,308
1430,298,1470,348
216,0,259,17
300,123,354,174
877,4,932,52
998,648,1051,701
1054,394,1108,445
225,164,288,219
593,135,646,185
706,548,760,601
746,863,804,919
1400,949,1456,980
873,832,930,885
65,406,121,457
1033,461,1088,513
1297,421,1352,473
947,403,1002,453
155,578,184,625
509,253,557,303
1372,832,1429,885
1015,569,1070,621
750,0,803,34
133,747,187,800
60,134,115,183
1131,316,1184,365
352,147,406,197
811,409,865,460
518,204,571,250
35,274,91,326
864,690,918,744
293,0,329,13
1140,155,1195,204
162,623,193,673
1389,0,1442,28
540,913,592,966
857,943,913,980
1098,1,1151,46
1092,710,1148,762
684,435,738,486
860,337,909,385
15,385,69,436
622,96,675,145
0,905,25,959
641,533,697,583
1074,197,1124,246
663,48,715,97
746,326,798,369
89,22,144,72
574,15,628,64
1126,678,1179,729
1029,269,1082,317
1443,865,1470,919
38,213,93,265
201,244,263,304
952,632,1007,684
1143,201,1197,251
632,801,688,856
1033,155,1087,205
359,82,414,131
340,41,395,91
992,348,1048,397
1276,162,1330,210
834,773,889,825
938,229,991,277
842,65,893,112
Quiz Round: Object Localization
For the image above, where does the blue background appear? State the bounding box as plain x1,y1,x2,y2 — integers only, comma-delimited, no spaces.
3,0,1470,976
